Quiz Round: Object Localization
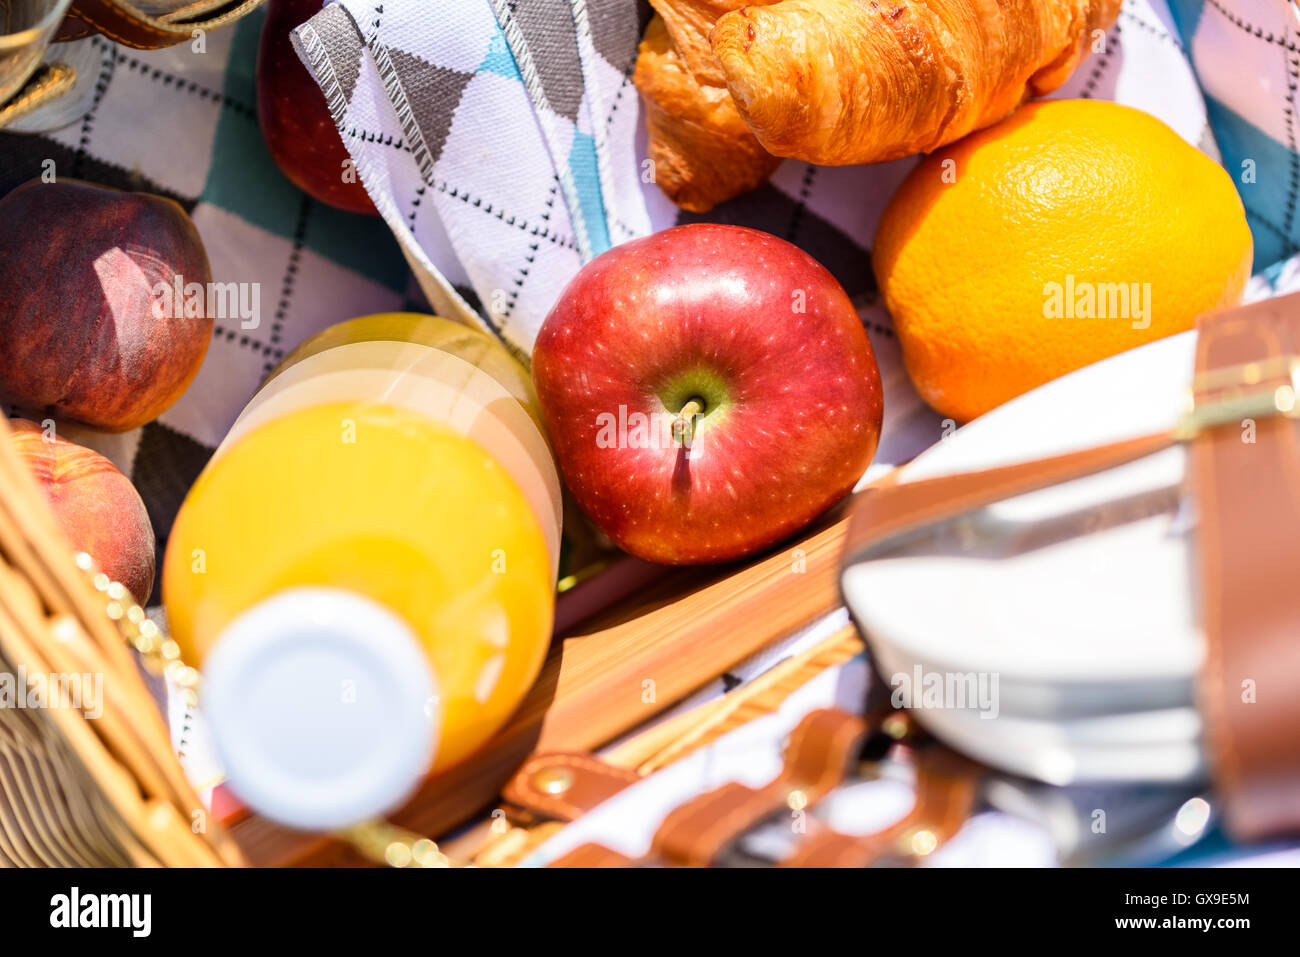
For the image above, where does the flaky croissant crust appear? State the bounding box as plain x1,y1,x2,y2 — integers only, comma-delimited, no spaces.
634,0,1121,210
713,0,1123,165
634,2,783,212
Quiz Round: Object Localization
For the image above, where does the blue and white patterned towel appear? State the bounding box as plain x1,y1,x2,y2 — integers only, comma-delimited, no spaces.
292,0,654,361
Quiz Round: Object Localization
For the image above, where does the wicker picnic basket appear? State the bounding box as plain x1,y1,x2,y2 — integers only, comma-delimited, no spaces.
54,1,267,49
0,411,242,867
0,1,267,129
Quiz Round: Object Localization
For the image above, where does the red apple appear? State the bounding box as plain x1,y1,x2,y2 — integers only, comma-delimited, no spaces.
257,0,378,215
8,419,156,603
532,224,883,564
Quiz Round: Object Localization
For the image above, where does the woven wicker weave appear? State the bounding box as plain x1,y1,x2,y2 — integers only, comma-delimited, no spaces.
0,412,242,867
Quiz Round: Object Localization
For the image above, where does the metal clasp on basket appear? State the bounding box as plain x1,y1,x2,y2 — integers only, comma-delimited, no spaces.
1174,354,1300,441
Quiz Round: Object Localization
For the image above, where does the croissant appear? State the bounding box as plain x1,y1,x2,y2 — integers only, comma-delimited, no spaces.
713,0,1121,165
635,0,1121,210
633,1,782,212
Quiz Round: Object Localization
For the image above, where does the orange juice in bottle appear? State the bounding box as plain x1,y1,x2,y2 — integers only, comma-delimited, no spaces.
163,314,561,830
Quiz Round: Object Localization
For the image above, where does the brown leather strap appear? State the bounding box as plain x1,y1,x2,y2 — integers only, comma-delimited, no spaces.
649,708,869,866
543,709,869,868
547,842,635,868
1191,295,1300,840
56,0,263,50
502,753,640,824
541,710,978,868
781,745,982,868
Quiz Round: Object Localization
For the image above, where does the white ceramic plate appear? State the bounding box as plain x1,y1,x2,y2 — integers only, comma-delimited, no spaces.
922,712,1205,785
867,621,1197,721
845,331,1202,693
844,331,1212,782
914,704,1203,785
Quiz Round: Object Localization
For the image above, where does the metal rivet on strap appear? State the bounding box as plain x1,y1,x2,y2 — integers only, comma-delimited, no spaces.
904,828,938,857
882,714,910,740
532,767,575,795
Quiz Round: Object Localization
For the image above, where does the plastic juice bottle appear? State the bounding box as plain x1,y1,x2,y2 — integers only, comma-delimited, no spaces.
162,314,562,831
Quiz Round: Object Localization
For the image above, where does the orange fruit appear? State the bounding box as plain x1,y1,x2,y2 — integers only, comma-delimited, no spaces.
873,99,1253,423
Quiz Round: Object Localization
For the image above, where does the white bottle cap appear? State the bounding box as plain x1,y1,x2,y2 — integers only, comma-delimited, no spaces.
201,587,439,832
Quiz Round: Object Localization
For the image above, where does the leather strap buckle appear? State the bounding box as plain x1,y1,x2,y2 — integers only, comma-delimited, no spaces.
1175,352,1300,440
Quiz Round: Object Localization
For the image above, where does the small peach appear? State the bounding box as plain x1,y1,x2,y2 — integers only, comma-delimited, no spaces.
8,419,156,603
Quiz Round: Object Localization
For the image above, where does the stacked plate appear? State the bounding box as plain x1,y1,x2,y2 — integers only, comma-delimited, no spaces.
843,331,1208,786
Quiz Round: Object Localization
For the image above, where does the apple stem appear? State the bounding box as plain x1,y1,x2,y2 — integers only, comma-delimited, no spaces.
672,398,704,447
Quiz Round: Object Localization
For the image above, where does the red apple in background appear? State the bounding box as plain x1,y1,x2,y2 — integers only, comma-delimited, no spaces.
532,224,883,564
8,419,156,603
257,0,378,215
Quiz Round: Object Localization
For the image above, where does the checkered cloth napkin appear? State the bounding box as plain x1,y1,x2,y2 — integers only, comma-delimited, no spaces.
290,0,654,362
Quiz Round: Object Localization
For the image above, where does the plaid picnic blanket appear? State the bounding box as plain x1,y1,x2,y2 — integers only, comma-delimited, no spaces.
1167,0,1300,273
